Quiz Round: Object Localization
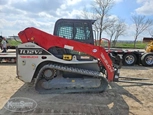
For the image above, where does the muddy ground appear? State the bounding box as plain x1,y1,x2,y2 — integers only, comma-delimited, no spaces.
0,65,153,115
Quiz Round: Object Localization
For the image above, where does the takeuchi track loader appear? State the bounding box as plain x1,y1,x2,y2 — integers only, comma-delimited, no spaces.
16,19,121,94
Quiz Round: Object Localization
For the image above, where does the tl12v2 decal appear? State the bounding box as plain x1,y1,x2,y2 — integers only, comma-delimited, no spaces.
18,48,50,55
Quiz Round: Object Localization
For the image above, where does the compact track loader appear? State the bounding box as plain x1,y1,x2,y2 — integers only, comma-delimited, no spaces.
16,19,121,94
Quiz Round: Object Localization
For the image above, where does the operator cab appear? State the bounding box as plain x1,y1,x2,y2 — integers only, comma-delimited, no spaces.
53,18,95,45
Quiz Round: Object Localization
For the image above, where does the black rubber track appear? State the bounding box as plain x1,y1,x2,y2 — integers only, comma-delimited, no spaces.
35,64,108,94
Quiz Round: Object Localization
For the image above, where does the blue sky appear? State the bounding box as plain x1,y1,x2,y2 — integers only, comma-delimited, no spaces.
111,0,138,24
0,0,153,41
112,0,153,24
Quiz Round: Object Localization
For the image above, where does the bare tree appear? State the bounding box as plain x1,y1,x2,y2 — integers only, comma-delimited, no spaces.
148,28,153,37
132,15,153,48
81,0,114,46
105,19,126,47
92,0,114,45
112,20,126,47
105,18,117,45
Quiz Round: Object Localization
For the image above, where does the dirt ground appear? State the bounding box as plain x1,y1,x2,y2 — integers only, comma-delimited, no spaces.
0,65,153,115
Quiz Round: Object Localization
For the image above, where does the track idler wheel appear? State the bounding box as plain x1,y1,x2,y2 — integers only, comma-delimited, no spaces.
42,68,56,80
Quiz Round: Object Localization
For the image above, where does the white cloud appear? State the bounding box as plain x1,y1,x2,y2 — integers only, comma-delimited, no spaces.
136,0,146,4
0,0,84,37
108,15,119,20
66,0,82,6
114,0,123,3
136,0,153,15
60,4,67,10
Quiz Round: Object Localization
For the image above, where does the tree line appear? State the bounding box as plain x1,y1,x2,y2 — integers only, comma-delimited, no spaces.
81,0,153,48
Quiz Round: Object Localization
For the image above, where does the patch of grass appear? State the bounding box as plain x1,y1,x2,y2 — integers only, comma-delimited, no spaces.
114,41,147,49
7,40,21,46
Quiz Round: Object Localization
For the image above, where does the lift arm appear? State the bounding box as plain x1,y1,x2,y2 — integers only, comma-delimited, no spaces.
18,27,115,81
